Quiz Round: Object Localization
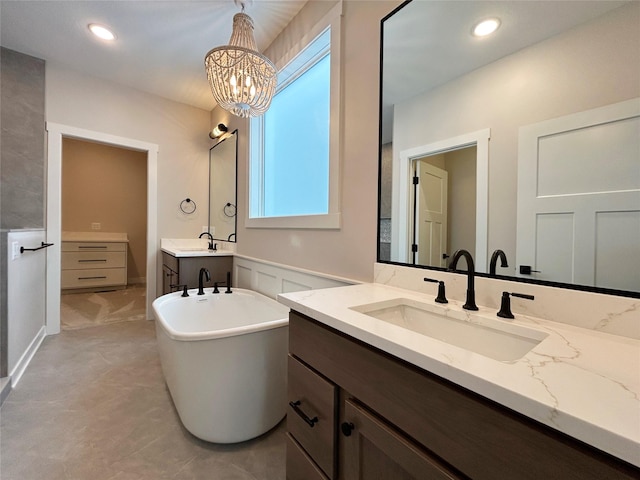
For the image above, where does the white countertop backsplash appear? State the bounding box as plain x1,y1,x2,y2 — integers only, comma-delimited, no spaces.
278,267,640,467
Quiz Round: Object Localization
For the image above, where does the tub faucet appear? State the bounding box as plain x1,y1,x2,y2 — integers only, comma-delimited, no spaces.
198,232,215,250
225,271,232,294
448,249,478,311
198,268,210,295
489,249,509,276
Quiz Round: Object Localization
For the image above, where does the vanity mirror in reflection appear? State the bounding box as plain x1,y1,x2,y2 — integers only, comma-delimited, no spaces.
378,0,639,296
208,129,238,243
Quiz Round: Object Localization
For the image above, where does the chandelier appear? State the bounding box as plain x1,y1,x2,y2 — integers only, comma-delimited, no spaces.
204,2,277,118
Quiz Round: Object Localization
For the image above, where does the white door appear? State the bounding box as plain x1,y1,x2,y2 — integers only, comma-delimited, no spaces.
415,161,448,267
516,99,640,291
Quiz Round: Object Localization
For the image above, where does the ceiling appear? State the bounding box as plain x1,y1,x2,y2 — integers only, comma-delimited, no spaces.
0,0,306,111
381,0,630,142
2,1,630,116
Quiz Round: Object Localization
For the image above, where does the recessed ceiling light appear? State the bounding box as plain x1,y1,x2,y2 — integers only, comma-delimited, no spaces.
472,18,501,37
88,24,116,41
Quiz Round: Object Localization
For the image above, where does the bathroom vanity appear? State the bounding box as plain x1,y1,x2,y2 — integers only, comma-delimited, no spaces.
279,284,639,480
160,245,232,295
61,232,128,291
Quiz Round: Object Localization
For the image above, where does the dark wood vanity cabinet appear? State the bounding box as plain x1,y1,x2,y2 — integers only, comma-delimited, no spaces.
286,311,639,480
161,252,232,295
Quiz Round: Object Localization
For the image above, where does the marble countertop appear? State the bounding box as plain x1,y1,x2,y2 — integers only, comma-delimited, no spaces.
160,238,233,257
62,231,128,242
278,283,640,467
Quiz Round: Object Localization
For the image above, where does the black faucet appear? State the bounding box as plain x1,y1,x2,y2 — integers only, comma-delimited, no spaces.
224,271,232,294
198,231,215,250
448,249,478,311
489,249,509,276
198,268,210,295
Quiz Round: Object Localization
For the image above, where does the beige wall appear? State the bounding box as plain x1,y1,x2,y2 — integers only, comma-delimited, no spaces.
218,1,401,283
46,63,211,296
62,138,147,283
394,2,640,270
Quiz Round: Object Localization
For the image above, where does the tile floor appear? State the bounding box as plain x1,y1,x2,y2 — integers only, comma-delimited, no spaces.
0,309,286,479
60,285,147,330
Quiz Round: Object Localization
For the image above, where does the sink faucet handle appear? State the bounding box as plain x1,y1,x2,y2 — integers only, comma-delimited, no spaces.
497,291,535,319
424,277,448,304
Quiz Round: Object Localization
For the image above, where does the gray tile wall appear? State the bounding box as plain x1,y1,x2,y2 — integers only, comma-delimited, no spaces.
0,47,46,378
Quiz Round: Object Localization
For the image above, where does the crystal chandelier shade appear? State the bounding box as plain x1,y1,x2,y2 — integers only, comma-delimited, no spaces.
205,12,277,118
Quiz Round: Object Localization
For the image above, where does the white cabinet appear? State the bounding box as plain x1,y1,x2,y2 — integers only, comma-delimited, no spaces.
61,233,128,291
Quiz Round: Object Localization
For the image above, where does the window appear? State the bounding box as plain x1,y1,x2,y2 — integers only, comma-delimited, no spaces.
248,5,341,229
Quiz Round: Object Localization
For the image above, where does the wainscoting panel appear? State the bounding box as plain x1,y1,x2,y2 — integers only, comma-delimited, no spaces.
234,255,355,300
7,230,47,387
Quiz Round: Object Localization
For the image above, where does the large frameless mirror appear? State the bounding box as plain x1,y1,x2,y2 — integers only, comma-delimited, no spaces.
378,0,639,297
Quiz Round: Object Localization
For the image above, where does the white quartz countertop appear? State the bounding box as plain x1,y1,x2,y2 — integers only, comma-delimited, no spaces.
62,231,128,242
278,283,640,467
160,246,233,258
160,238,233,257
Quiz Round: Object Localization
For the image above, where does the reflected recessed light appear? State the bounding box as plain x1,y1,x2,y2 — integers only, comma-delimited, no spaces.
472,18,501,37
88,24,116,41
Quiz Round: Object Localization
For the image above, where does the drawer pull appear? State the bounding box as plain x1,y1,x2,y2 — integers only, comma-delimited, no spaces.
289,400,318,428
78,276,108,280
78,259,107,263
341,422,355,437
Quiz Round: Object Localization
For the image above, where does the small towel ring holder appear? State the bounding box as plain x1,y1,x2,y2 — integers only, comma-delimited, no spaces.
180,198,197,214
224,203,237,217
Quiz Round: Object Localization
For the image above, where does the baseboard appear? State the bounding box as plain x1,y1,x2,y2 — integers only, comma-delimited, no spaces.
9,326,46,388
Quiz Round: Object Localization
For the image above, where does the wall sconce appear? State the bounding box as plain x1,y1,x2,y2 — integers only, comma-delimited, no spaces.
209,123,229,140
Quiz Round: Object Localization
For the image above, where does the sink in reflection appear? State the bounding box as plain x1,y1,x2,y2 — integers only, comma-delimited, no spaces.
350,298,548,362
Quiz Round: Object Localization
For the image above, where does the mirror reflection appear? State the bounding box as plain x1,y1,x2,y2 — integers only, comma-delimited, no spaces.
209,130,238,242
379,0,639,295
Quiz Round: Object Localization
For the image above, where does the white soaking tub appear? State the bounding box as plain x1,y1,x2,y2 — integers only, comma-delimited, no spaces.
152,288,289,443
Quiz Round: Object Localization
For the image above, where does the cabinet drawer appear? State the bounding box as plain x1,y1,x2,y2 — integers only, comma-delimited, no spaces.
287,355,337,479
61,268,126,289
286,434,330,480
62,241,126,252
62,251,125,270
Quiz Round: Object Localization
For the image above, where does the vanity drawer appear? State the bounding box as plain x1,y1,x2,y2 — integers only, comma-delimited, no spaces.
61,268,126,289
62,251,125,270
62,241,127,252
286,433,330,480
287,355,337,479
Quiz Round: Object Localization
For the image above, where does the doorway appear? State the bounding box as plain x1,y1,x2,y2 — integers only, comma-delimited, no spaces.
60,138,148,329
46,123,158,335
411,146,477,267
393,128,490,270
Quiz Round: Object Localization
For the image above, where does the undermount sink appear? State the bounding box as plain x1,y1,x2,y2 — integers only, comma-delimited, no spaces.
350,298,548,362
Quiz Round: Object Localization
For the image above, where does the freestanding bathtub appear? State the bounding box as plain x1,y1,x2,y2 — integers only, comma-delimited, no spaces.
152,288,289,443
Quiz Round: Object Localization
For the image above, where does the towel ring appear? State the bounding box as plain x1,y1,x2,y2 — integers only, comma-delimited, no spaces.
180,198,197,214
224,203,236,217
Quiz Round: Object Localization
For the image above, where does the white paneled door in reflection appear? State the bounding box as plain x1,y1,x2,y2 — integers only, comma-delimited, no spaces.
516,99,640,291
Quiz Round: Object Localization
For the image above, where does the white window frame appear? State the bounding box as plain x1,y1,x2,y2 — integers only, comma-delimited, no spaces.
246,2,342,229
